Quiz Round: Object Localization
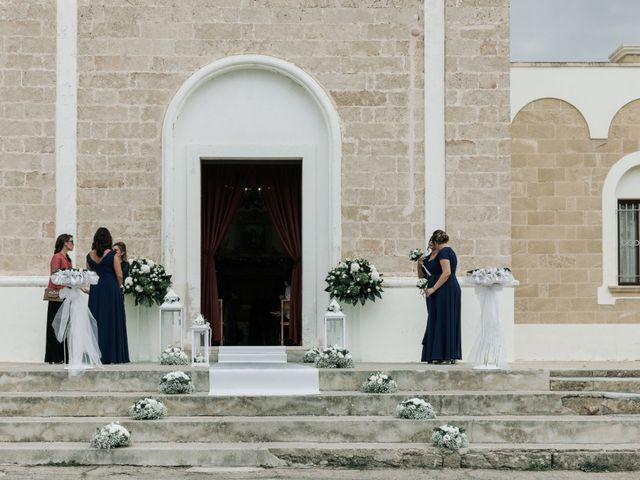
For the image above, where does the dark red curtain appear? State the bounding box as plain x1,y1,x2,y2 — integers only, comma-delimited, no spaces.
262,166,302,345
201,165,244,343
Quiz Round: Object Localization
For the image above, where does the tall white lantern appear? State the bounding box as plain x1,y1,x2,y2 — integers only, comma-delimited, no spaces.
159,288,184,353
324,299,346,348
191,314,211,367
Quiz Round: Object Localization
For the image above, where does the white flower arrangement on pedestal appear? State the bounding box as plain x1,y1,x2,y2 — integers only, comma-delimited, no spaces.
408,248,425,262
324,257,384,306
159,371,195,394
395,398,436,420
123,257,172,307
431,424,469,450
159,346,189,365
360,371,398,393
314,345,354,369
466,267,514,285
128,398,167,420
89,422,131,449
303,347,322,363
50,268,99,287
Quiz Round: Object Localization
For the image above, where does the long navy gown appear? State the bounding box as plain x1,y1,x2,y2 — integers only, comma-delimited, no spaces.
87,250,130,364
421,246,462,362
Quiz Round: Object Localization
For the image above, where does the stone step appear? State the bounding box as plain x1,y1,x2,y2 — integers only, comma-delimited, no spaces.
0,441,639,470
1,391,639,417
550,377,640,393
0,366,550,392
2,415,640,444
550,369,640,378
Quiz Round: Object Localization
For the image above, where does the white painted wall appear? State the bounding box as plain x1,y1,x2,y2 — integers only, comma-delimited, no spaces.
511,64,640,139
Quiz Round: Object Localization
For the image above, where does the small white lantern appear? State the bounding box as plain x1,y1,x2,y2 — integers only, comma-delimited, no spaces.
191,314,211,367
324,299,346,348
159,288,184,354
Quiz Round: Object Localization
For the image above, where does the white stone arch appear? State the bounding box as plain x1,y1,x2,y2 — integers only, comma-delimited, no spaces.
161,55,342,344
598,151,640,304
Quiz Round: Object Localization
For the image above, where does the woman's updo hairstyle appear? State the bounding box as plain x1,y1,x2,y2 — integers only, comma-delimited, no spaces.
430,229,449,245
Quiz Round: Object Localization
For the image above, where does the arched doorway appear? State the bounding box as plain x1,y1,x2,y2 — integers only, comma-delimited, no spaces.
161,55,341,346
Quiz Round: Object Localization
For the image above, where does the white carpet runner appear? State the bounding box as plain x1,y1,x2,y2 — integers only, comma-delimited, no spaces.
209,346,320,396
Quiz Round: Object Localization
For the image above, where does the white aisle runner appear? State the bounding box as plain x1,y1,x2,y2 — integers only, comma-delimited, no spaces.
209,346,320,396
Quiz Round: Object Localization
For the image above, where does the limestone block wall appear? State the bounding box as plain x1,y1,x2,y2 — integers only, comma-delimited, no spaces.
0,0,57,275
444,0,511,273
511,98,640,324
76,0,425,275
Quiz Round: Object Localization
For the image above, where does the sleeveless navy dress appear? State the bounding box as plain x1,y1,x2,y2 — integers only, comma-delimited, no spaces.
421,246,462,362
87,250,130,364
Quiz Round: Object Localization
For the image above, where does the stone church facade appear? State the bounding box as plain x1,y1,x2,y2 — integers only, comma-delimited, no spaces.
0,0,638,361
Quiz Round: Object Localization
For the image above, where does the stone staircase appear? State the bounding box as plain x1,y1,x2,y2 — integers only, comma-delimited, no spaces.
0,363,639,471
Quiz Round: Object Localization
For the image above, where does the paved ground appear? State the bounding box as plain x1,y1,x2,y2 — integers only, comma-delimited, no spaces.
0,467,638,480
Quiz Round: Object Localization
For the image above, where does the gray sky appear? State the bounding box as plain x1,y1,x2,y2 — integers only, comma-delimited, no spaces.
511,0,640,62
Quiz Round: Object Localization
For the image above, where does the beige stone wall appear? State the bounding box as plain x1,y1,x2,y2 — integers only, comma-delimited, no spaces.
444,0,511,273
0,0,57,275
511,98,640,324
76,0,425,274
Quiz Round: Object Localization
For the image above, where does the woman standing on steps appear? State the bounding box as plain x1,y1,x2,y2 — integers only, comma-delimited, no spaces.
87,227,130,364
418,230,462,364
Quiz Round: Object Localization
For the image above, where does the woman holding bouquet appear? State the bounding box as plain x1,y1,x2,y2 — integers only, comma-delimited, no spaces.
419,230,461,364
44,234,74,363
87,227,130,364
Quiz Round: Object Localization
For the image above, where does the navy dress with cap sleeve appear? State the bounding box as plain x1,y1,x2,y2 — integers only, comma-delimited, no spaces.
87,250,130,364
421,246,462,362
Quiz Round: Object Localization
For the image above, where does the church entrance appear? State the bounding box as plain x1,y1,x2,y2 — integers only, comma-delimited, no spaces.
200,162,302,346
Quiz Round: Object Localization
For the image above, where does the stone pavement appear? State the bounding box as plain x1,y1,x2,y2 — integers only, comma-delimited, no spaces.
0,466,637,480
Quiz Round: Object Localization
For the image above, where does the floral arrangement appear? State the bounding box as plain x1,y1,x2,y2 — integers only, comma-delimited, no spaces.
128,398,167,420
50,268,99,287
123,257,172,307
159,346,189,366
408,248,425,262
159,371,195,394
360,371,397,393
431,424,469,450
192,314,207,326
89,422,131,449
465,267,514,286
416,278,428,290
324,258,383,306
395,398,436,420
314,345,354,369
303,347,322,363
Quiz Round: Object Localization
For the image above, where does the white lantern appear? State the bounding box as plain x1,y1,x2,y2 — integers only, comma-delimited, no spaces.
159,288,184,353
191,314,211,367
324,299,346,348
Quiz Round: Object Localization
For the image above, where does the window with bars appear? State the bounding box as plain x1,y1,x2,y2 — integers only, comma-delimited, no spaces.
618,200,640,285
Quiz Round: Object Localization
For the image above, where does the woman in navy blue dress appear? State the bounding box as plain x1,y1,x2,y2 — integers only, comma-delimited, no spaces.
87,227,130,364
418,230,461,364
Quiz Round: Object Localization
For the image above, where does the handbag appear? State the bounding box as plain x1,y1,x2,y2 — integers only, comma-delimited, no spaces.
43,287,63,302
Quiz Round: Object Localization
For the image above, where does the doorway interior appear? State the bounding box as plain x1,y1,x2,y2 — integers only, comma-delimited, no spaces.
201,161,302,346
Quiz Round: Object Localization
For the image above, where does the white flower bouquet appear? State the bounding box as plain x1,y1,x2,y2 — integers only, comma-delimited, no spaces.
431,424,469,450
325,257,384,306
159,346,189,366
408,248,425,262
416,278,428,290
465,267,514,286
128,398,167,420
159,371,195,394
360,371,398,393
303,347,322,363
314,345,354,369
89,422,131,449
123,257,172,307
50,268,99,287
395,398,436,420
